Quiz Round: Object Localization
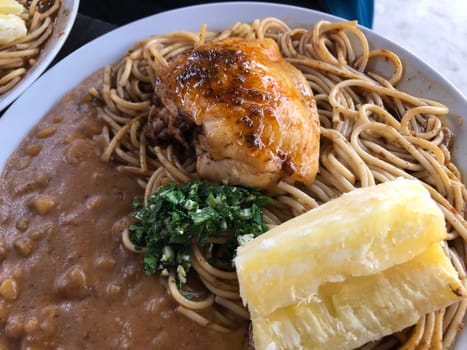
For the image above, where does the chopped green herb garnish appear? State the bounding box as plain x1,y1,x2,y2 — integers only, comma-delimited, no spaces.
128,181,270,286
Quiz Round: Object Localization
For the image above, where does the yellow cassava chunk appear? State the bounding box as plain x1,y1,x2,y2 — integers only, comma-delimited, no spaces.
0,13,26,44
252,243,465,350
0,0,24,15
236,178,448,318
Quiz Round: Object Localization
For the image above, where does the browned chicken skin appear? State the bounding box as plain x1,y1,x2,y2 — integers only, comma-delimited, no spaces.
154,37,320,189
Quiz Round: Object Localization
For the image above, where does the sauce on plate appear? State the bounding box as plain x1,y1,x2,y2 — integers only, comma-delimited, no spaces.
0,71,246,349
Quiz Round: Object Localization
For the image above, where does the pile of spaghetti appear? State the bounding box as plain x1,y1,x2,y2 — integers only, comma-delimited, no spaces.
90,18,467,349
0,0,61,95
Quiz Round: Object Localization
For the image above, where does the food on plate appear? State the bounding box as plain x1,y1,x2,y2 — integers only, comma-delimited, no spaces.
94,18,467,349
153,37,320,188
235,179,466,349
0,73,245,349
235,178,452,317
1,16,467,350
0,0,61,95
122,180,270,332
126,181,269,284
0,14,27,45
0,0,24,14
252,243,464,350
0,0,26,45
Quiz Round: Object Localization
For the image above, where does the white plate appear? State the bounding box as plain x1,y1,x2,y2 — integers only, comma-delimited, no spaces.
0,2,466,348
0,0,79,111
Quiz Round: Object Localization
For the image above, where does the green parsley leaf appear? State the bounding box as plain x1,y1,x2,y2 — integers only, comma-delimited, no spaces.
128,181,270,286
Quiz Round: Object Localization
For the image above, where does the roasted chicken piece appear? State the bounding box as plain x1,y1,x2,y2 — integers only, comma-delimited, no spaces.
153,37,320,189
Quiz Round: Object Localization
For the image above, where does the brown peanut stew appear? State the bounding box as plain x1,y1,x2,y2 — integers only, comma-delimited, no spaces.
0,71,247,349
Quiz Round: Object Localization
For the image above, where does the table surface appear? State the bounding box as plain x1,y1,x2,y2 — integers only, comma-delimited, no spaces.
374,0,467,99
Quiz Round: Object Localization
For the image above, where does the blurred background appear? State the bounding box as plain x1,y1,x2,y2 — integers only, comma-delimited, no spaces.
373,0,467,98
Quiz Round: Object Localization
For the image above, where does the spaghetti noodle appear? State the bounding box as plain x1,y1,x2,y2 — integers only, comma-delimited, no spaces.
91,18,467,349
0,0,61,95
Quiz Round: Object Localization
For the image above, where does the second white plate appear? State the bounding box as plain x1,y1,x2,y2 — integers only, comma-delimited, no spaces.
0,0,79,111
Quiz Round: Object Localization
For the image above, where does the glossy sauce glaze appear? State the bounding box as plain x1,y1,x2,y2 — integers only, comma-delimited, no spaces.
154,37,320,189
0,71,246,349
